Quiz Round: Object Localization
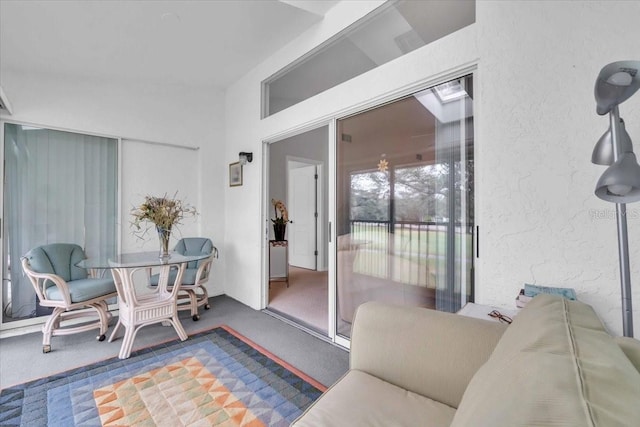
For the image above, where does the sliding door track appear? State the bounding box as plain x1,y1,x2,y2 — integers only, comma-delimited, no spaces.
262,308,336,346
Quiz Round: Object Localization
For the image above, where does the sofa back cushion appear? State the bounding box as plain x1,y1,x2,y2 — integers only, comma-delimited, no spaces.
351,302,507,409
451,294,640,426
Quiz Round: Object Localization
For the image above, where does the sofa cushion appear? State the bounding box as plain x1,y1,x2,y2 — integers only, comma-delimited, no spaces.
292,370,456,427
451,294,640,426
351,302,507,409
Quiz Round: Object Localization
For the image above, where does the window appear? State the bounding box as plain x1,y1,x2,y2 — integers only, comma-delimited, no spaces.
262,0,475,117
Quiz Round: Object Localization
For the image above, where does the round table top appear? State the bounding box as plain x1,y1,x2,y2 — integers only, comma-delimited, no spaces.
77,251,210,269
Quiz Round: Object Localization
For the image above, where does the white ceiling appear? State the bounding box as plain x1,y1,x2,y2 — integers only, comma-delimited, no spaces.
0,0,340,90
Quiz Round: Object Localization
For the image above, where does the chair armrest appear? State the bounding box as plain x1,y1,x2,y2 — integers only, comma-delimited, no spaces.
194,255,214,283
20,257,72,305
350,301,507,409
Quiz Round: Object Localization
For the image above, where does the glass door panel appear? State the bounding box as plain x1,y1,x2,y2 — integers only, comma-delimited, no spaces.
336,75,474,339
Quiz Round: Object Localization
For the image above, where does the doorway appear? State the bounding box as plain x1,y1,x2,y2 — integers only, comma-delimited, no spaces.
263,74,475,346
266,126,329,335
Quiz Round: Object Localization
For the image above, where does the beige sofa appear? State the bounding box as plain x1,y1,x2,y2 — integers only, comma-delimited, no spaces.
293,294,640,426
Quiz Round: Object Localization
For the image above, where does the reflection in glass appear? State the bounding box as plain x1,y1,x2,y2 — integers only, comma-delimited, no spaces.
336,75,474,338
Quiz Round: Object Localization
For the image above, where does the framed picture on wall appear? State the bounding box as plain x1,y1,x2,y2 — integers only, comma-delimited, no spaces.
229,162,242,187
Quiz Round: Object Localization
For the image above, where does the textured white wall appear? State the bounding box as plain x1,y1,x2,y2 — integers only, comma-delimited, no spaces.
225,0,640,336
0,69,227,296
475,1,640,335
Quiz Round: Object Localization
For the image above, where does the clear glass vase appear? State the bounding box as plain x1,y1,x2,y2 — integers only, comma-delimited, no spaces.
157,227,171,260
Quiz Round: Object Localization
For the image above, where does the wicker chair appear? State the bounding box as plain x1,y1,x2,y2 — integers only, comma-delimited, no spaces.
148,237,217,321
21,243,117,353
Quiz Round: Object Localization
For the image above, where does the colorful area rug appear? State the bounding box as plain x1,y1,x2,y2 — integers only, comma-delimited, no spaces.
0,326,325,426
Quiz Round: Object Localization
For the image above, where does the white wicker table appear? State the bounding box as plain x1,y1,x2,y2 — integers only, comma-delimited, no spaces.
78,251,210,359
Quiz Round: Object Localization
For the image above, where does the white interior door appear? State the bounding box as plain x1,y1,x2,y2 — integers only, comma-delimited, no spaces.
288,163,317,269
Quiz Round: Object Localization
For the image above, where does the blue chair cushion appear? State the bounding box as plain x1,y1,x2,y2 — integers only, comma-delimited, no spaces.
149,268,198,287
45,277,116,303
25,243,88,283
174,238,214,269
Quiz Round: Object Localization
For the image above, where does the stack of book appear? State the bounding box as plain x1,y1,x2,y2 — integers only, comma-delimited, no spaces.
516,284,577,308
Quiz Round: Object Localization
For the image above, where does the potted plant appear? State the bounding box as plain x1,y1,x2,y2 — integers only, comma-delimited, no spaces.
271,198,291,241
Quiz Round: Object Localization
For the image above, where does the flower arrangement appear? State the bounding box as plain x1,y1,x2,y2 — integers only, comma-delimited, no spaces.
271,199,291,225
131,193,197,255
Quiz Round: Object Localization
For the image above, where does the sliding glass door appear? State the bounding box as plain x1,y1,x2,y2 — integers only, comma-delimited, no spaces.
335,76,474,339
1,123,118,325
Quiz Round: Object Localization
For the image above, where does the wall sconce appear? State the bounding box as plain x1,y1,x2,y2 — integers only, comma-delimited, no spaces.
239,152,253,165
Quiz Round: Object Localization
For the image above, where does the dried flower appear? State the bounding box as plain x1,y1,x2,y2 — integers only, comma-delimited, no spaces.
131,193,198,239
271,198,291,225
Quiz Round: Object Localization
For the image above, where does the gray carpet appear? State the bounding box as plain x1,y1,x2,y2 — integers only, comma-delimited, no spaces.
0,295,349,390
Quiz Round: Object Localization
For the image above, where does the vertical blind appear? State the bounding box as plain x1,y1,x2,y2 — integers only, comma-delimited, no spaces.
3,123,117,320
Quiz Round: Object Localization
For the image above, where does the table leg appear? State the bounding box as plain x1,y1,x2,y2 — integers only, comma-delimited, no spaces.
110,263,189,359
118,324,139,359
166,316,188,341
165,263,188,341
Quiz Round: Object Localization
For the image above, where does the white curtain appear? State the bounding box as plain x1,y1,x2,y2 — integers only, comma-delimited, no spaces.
3,123,117,319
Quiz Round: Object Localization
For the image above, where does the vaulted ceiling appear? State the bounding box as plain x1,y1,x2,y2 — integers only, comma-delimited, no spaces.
0,0,339,90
